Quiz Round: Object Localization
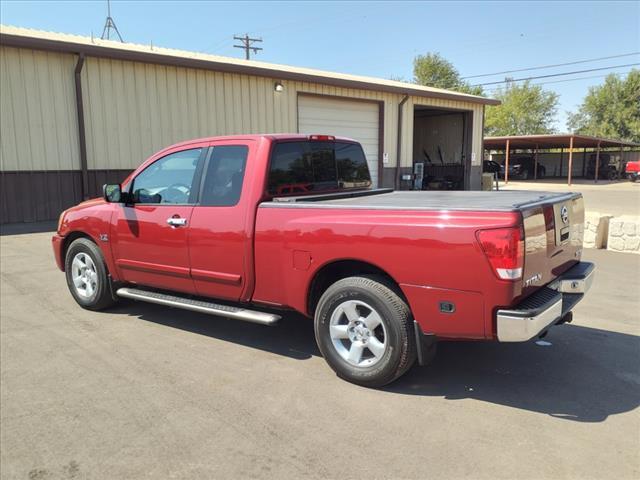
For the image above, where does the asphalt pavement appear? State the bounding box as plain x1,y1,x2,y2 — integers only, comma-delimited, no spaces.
1,232,639,479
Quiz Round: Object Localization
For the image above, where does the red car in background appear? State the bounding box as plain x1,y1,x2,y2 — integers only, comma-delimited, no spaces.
625,160,640,182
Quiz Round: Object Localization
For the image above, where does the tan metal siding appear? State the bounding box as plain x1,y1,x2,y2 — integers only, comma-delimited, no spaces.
473,106,484,166
81,62,292,168
0,46,79,171
2,45,485,176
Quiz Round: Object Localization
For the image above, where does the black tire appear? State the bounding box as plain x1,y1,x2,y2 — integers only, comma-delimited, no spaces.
64,237,116,311
608,170,617,181
314,275,417,388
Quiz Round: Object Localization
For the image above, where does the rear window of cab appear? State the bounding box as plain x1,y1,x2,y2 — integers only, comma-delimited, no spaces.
267,141,372,196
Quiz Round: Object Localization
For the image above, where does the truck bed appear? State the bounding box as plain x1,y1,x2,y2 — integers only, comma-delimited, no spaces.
267,189,580,212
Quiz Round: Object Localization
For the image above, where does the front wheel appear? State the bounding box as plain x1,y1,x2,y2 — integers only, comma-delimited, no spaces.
65,238,116,311
314,276,417,387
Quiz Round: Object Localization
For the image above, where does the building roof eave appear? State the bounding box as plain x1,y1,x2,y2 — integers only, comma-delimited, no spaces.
0,27,500,106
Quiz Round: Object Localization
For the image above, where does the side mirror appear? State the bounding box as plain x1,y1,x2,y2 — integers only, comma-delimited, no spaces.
103,183,123,203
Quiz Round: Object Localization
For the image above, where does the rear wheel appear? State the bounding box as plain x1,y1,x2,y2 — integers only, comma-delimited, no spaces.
65,238,116,311
314,276,417,387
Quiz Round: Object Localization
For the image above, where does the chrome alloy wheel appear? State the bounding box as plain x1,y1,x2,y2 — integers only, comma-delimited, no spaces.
71,252,98,298
329,300,387,367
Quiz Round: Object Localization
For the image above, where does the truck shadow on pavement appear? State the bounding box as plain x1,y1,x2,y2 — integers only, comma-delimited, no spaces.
388,324,640,423
114,303,639,423
113,301,322,360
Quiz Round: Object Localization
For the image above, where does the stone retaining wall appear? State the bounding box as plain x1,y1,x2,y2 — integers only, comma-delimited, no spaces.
578,213,639,254
607,216,640,254
584,212,612,249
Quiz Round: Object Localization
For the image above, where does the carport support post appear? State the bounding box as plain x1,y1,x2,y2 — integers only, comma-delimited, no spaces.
620,143,624,179
567,136,574,186
595,141,601,183
504,139,510,184
534,144,539,179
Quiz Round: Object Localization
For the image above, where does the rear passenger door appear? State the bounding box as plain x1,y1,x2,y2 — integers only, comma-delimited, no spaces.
188,142,251,301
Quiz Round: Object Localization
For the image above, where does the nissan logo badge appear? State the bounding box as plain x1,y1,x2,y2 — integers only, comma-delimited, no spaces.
561,205,569,224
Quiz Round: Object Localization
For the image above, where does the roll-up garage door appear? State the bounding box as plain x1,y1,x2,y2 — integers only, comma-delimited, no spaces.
298,95,380,187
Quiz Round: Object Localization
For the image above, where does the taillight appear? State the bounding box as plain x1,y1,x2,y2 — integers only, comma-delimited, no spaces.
308,135,335,141
476,227,524,280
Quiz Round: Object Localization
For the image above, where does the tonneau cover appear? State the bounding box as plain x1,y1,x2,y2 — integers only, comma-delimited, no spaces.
266,190,580,212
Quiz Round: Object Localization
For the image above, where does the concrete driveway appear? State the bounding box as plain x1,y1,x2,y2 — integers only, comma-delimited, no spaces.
1,232,639,479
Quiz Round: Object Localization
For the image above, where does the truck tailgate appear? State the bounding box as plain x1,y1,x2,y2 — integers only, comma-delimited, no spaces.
520,193,584,299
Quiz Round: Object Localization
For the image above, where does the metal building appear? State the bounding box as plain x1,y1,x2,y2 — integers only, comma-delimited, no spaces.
0,25,498,224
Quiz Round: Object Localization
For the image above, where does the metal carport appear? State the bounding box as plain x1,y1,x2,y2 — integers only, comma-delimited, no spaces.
484,134,640,185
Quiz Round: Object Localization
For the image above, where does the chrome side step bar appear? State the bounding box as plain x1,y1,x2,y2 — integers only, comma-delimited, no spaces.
116,287,280,326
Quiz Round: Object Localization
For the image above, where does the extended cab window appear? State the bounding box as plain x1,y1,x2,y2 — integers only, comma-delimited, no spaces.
131,148,202,204
335,143,372,188
267,141,371,196
200,145,248,206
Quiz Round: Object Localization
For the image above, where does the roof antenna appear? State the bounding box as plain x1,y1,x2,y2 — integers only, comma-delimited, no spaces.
101,0,124,42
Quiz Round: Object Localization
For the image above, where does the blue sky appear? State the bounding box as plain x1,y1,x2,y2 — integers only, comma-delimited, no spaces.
2,0,639,129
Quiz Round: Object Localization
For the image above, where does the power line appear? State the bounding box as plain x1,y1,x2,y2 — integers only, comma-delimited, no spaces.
472,63,640,86
535,70,634,86
484,70,634,94
209,38,234,54
462,52,639,79
233,34,263,60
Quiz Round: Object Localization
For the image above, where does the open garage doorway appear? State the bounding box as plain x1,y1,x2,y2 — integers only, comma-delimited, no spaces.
412,106,473,190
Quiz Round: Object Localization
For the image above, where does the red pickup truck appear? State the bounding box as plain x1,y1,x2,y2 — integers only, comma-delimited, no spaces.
52,134,595,387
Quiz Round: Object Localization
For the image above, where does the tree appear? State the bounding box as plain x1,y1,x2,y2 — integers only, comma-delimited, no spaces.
413,53,483,96
484,81,559,136
568,70,640,143
389,74,408,82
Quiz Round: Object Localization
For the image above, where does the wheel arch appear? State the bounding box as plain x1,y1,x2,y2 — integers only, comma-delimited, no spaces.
61,231,102,271
306,258,406,317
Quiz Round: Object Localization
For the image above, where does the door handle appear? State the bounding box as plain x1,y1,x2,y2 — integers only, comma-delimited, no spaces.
167,217,188,227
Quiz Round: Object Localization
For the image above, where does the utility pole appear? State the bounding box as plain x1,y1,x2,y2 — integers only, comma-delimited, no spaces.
101,0,124,42
233,34,263,60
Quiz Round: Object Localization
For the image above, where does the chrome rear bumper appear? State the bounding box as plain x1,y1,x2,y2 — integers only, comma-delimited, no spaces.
497,262,595,342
